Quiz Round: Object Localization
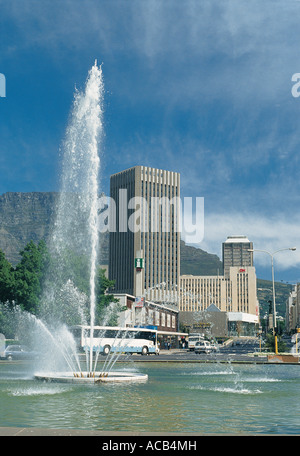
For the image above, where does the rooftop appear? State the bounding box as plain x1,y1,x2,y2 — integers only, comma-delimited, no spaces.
224,235,250,244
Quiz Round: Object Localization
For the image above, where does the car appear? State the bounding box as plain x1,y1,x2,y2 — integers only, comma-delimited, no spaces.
4,345,38,360
211,342,219,351
194,340,213,354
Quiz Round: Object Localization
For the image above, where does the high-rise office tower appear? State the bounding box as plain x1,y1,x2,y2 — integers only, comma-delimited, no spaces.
222,235,253,278
109,166,180,304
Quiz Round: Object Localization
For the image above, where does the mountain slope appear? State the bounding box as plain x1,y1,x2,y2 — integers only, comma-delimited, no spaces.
180,240,223,276
0,192,292,317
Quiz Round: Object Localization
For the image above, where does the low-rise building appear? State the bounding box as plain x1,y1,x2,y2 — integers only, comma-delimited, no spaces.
286,284,299,332
114,293,186,348
179,266,259,337
179,304,228,339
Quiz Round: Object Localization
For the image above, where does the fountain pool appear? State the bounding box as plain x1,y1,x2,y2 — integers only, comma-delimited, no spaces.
1,361,300,434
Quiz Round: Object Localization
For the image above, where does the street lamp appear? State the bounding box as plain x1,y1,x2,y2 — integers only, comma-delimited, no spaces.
248,247,296,354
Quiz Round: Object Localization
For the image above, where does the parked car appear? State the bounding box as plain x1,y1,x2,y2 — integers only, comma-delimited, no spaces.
211,342,219,351
4,345,38,360
194,340,213,354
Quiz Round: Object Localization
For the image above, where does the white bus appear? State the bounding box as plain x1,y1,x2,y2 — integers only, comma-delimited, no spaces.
70,325,160,356
188,333,205,350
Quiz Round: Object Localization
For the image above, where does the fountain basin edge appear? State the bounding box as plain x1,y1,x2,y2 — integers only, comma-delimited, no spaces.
34,371,148,384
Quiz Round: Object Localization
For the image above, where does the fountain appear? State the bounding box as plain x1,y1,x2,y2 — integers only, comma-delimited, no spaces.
33,62,147,384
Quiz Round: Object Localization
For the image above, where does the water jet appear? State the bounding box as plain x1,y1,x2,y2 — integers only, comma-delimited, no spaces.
32,62,147,384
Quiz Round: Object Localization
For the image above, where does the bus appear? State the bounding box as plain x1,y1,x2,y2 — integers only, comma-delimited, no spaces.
187,333,205,351
70,325,160,356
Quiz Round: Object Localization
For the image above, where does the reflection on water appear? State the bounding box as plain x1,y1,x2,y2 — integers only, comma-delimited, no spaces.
0,362,300,434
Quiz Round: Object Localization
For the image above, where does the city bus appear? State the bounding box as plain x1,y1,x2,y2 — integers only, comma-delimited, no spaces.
70,325,160,356
187,333,205,350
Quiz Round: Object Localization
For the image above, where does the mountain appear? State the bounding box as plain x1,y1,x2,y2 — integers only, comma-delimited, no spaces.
256,278,292,321
0,192,58,265
0,192,292,317
0,192,223,273
0,191,109,266
180,240,223,276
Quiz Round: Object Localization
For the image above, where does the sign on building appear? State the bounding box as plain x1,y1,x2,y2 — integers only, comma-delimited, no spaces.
135,258,144,269
135,296,145,308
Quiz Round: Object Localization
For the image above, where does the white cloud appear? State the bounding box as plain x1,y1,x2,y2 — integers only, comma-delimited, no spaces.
3,1,299,110
185,211,300,274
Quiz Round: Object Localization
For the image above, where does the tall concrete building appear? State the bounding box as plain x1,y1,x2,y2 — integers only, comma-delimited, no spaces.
222,235,253,278
109,166,180,304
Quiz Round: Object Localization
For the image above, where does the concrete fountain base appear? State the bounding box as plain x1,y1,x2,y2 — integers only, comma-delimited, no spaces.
34,371,148,384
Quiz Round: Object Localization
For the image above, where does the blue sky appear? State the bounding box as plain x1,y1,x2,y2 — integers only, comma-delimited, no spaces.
0,0,300,282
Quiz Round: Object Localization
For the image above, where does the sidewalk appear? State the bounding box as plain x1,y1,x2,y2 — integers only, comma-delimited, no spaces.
158,348,186,355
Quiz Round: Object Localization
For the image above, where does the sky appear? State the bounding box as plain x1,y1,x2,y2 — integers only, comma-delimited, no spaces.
0,0,300,283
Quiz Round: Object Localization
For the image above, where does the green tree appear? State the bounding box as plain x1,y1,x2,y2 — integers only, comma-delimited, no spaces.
0,303,15,338
0,240,122,328
265,333,287,353
0,250,15,304
39,247,92,325
0,250,17,336
95,268,120,326
14,240,50,315
40,251,121,327
54,249,90,296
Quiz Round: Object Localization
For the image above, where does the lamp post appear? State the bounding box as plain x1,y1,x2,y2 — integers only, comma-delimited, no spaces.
248,247,296,354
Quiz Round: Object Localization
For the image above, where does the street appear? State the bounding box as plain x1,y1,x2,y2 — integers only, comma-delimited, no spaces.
101,339,268,364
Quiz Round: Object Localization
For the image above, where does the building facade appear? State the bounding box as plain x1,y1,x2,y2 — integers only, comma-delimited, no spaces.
222,235,253,278
180,275,228,312
286,284,300,332
115,293,187,348
115,293,179,332
179,305,228,339
180,266,258,316
109,166,180,303
179,235,259,337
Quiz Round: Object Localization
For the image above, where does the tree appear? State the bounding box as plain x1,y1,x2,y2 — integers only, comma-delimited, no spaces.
95,268,120,326
0,240,122,328
14,240,50,315
0,250,15,304
52,248,90,296
265,332,287,353
39,251,121,327
0,250,18,336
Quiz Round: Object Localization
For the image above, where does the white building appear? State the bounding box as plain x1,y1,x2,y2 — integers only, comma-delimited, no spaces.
180,267,258,316
285,284,299,332
179,235,259,337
